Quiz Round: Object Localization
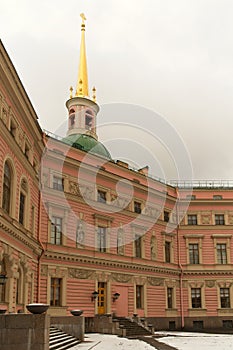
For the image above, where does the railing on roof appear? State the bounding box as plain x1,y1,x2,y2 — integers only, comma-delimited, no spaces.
43,130,233,189
44,129,65,141
170,180,233,189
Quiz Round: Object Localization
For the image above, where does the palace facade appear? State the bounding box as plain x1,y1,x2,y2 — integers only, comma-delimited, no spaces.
1,16,233,330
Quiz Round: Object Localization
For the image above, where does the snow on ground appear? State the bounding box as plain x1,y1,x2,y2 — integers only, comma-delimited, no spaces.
155,331,233,350
71,333,155,349
70,332,233,350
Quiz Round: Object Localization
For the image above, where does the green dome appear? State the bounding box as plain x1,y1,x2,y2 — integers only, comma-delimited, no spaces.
63,134,111,159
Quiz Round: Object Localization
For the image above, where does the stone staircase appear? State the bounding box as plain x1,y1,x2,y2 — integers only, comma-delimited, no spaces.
114,317,152,337
49,326,80,350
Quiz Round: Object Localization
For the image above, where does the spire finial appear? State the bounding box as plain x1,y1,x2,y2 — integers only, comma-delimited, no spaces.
75,13,89,97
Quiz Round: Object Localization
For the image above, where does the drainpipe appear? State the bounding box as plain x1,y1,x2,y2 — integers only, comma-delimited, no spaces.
176,187,184,329
37,189,46,303
37,134,46,303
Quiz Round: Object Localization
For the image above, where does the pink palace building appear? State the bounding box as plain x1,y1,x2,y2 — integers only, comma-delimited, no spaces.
1,15,233,331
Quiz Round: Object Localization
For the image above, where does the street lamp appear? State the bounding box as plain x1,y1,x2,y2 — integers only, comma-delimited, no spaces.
113,292,120,302
91,291,99,301
0,274,7,285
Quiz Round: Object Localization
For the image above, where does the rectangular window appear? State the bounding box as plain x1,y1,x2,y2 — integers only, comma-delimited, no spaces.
188,214,197,225
135,234,142,258
51,217,62,245
189,243,199,264
53,176,63,191
19,192,25,225
220,288,230,308
213,195,222,200
165,241,171,263
215,214,225,225
134,201,141,214
167,287,173,309
136,285,143,309
191,288,202,308
50,278,62,306
97,226,106,252
217,243,227,264
164,211,170,222
97,190,107,203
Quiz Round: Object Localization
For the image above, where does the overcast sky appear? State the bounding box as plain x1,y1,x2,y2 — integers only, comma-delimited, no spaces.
1,0,233,181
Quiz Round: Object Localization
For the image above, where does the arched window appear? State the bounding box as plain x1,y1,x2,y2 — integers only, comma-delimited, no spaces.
19,179,28,226
2,162,12,214
69,108,75,128
85,110,93,130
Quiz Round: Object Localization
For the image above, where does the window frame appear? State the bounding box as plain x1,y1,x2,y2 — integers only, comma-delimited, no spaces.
220,287,230,308
97,226,107,252
215,214,225,225
191,287,202,308
136,285,143,309
188,214,197,225
50,277,62,306
51,216,63,245
189,243,199,264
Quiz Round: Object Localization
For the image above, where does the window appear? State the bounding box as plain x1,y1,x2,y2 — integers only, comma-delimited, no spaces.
97,190,106,203
213,195,222,200
189,243,199,264
19,192,26,225
117,229,124,255
135,234,142,258
223,320,233,329
165,241,171,263
2,162,11,214
186,194,196,200
167,287,173,309
136,285,143,309
51,217,62,245
50,278,62,306
85,110,93,130
134,201,141,214
193,320,203,329
215,214,225,225
69,109,75,128
19,178,28,226
220,288,230,308
217,243,227,264
97,226,106,252
164,211,170,222
191,288,202,308
53,176,63,191
188,214,197,225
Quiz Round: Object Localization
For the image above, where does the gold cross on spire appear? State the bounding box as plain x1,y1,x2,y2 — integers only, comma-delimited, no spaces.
80,13,86,24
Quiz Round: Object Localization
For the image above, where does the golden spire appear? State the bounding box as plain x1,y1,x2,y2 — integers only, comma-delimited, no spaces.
76,13,89,97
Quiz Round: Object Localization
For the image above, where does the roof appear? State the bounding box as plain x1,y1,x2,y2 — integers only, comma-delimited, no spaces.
63,133,111,160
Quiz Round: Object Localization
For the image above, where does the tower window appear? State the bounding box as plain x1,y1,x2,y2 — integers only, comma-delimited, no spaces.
85,110,93,130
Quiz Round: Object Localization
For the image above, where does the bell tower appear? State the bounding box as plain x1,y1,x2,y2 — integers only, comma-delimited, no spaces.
66,13,99,140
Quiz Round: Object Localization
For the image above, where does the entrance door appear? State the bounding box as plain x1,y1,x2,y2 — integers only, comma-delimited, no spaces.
98,282,106,314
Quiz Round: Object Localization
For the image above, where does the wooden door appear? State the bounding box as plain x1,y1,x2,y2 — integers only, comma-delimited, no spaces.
98,282,106,314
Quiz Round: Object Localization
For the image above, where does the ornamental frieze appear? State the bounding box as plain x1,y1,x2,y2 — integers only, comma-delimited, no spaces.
147,277,164,286
205,280,216,288
69,268,94,279
69,181,79,195
111,273,132,283
201,214,211,225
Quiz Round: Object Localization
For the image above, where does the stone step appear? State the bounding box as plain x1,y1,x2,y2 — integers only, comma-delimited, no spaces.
49,327,80,350
114,317,152,336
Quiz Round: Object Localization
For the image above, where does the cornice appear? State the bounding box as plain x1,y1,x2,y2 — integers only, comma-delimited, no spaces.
0,211,42,255
43,250,180,276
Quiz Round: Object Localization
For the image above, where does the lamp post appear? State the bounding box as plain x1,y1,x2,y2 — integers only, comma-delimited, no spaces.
113,292,120,302
0,274,7,285
91,291,98,301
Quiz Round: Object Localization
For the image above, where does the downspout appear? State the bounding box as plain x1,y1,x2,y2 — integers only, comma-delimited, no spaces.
176,187,184,329
37,133,46,302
